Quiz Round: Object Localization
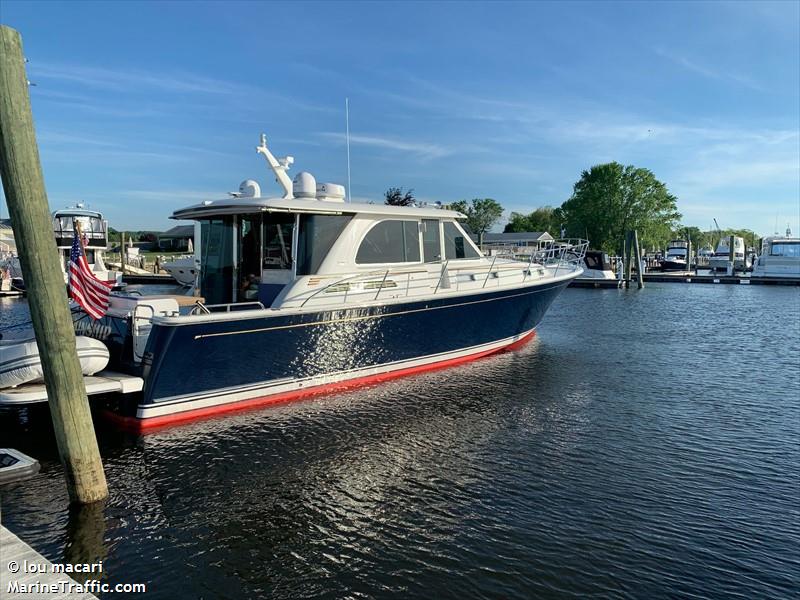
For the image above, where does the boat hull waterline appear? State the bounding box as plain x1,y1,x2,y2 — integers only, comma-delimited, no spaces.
109,280,569,430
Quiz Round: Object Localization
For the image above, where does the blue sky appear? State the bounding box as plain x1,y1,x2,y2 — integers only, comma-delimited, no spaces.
1,1,798,235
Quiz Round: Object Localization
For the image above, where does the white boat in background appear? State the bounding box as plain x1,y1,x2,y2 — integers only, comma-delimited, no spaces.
53,205,123,286
661,240,689,271
570,250,620,288
162,256,198,287
709,236,750,272
752,228,800,279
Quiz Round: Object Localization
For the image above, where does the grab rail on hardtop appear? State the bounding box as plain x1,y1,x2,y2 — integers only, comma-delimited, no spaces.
292,239,589,308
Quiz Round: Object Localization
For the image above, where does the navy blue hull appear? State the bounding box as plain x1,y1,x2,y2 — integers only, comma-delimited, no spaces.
132,280,570,419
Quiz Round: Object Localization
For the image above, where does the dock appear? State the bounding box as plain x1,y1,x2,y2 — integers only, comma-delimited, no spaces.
1,526,98,599
640,272,800,286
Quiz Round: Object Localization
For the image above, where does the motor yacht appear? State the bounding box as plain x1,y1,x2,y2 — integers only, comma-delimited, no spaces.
752,228,800,278
661,240,689,271
709,236,750,272
0,135,586,430
570,250,620,288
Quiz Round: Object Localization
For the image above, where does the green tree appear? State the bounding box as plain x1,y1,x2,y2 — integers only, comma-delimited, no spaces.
450,198,504,246
504,206,559,234
560,162,681,254
384,187,415,206
673,226,713,252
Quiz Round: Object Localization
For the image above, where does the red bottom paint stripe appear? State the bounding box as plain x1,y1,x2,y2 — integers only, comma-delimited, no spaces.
103,329,537,434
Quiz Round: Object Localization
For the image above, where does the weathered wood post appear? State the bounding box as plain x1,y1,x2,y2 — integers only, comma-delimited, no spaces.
686,239,692,274
728,234,735,276
624,231,633,287
632,229,644,289
0,25,108,503
120,230,126,276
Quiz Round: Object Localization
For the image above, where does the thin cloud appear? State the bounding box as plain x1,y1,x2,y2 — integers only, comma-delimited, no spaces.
653,47,767,92
30,62,253,96
321,132,452,159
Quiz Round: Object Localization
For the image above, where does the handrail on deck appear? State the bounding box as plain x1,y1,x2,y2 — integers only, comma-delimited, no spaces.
292,239,588,309
190,300,265,315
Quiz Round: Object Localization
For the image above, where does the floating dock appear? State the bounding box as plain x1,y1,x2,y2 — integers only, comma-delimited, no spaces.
0,526,98,599
640,273,800,286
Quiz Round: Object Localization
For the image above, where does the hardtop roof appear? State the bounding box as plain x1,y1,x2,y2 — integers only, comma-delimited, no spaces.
171,196,465,220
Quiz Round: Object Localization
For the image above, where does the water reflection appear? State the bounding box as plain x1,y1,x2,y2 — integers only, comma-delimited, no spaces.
63,500,108,583
1,285,799,599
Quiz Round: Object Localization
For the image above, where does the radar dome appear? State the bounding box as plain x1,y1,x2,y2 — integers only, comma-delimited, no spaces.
316,183,346,203
238,179,261,198
293,172,317,199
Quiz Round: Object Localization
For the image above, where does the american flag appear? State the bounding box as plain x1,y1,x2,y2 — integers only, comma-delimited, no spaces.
68,229,113,320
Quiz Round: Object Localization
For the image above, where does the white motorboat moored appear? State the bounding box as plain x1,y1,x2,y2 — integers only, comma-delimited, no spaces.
162,256,198,287
570,250,620,288
752,228,800,279
709,236,750,272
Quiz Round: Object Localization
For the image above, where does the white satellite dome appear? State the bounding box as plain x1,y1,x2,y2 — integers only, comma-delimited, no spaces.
238,179,261,198
293,172,317,199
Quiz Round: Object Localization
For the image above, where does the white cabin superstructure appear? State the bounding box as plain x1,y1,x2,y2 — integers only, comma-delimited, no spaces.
169,135,586,311
52,206,122,286
752,229,800,278
709,236,750,272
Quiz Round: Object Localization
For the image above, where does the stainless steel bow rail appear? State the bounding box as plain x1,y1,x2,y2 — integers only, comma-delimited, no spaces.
294,239,589,308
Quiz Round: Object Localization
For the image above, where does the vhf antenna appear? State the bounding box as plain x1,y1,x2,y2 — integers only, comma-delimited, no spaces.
346,97,352,203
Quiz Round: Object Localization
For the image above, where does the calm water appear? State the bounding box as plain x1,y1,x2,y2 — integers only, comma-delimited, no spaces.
1,284,798,599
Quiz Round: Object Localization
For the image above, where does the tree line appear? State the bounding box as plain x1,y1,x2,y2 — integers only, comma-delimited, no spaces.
385,162,751,255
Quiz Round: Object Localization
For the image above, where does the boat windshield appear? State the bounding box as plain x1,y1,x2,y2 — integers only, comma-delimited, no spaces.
53,215,107,247
770,242,800,257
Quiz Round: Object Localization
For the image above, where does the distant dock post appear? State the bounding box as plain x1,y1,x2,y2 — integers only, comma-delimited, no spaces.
0,25,108,504
623,232,632,287
728,234,735,276
686,239,693,274
120,230,126,276
632,229,644,289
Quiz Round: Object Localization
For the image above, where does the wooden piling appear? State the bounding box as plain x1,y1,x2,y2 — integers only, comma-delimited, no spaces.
632,230,644,289
120,230,125,276
624,231,633,287
0,26,108,504
728,234,735,274
686,238,692,273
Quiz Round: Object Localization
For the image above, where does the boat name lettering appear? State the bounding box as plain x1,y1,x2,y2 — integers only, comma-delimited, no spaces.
74,320,112,341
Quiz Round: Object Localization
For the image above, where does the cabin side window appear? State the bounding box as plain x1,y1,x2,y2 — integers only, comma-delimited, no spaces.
771,242,800,257
296,214,353,275
443,222,481,259
356,220,420,264
422,219,441,262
